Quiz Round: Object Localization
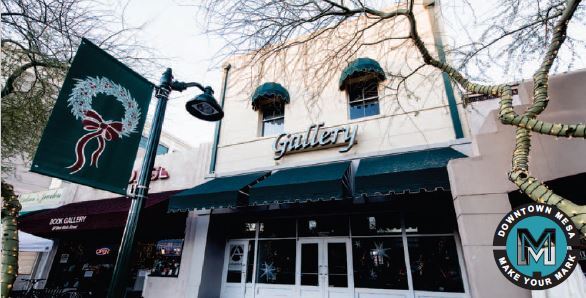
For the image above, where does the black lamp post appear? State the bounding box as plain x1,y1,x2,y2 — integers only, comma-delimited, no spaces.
107,68,223,298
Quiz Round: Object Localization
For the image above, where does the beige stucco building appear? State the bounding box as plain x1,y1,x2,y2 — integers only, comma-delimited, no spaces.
15,1,585,297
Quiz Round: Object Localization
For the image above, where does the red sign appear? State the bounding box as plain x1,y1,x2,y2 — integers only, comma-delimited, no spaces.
96,247,111,255
128,166,169,184
128,166,169,193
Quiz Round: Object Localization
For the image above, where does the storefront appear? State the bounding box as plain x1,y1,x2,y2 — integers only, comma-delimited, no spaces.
169,147,471,298
18,191,186,296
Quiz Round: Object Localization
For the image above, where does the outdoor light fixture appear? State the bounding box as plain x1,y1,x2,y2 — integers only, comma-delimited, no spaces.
185,87,224,121
108,68,224,298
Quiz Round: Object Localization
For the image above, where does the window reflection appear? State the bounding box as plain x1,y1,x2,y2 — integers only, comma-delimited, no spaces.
348,79,380,120
261,103,285,136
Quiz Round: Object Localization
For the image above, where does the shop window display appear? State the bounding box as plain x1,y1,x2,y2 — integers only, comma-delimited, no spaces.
150,239,183,277
408,236,464,292
256,240,296,284
351,237,408,289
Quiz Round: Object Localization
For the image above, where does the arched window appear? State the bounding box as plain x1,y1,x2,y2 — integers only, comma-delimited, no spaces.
339,58,386,120
251,82,290,136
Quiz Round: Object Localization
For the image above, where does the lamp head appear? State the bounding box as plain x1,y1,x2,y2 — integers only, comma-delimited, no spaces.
185,87,224,121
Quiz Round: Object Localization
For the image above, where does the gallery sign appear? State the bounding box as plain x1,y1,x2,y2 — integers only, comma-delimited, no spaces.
273,123,358,160
49,215,87,231
19,188,67,213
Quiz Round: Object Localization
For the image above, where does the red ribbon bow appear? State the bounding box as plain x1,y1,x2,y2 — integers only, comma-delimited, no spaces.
67,110,123,174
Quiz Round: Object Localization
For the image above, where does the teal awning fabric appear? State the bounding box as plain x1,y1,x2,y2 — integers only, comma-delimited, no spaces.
168,172,270,211
249,162,351,205
251,82,290,110
339,58,386,90
355,148,466,196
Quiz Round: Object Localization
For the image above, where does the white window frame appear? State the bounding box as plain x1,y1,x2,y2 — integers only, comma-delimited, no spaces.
346,77,381,120
260,107,285,137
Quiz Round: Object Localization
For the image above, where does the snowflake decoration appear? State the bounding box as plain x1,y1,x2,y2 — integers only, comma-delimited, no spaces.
369,269,378,280
372,242,390,259
354,240,361,248
67,76,141,137
260,262,277,282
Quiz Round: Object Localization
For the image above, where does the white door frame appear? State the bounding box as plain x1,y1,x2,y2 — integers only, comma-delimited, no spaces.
296,237,354,298
220,239,250,298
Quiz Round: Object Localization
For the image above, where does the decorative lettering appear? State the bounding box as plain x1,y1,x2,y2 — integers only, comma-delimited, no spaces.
273,123,358,160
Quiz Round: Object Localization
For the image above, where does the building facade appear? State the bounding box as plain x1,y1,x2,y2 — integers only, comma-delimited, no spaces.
159,3,481,298
155,4,585,298
15,2,586,297
15,138,209,296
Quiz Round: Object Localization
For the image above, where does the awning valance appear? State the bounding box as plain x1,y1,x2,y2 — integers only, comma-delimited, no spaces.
355,147,466,196
19,191,176,236
251,82,290,110
168,172,270,211
249,162,351,205
18,231,53,252
339,57,386,90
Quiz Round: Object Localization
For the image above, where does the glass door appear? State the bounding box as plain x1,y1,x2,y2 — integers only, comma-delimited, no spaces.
221,240,249,298
297,238,353,298
324,239,353,298
298,239,323,298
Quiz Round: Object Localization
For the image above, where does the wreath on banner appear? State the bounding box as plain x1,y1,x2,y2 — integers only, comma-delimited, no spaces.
66,76,141,174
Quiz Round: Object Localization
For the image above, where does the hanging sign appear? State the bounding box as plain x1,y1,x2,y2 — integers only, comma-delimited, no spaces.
18,188,66,213
31,38,153,195
273,123,358,159
95,247,112,256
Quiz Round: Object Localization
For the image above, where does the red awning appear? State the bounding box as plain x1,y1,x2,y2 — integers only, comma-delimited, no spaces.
19,191,178,236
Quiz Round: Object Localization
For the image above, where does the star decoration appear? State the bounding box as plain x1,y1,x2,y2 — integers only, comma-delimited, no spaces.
354,240,361,248
260,262,276,281
372,242,390,259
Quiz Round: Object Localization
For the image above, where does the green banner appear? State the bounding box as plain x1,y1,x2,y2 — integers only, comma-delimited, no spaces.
31,38,153,195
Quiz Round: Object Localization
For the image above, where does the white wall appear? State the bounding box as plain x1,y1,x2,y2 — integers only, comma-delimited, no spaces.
214,3,468,175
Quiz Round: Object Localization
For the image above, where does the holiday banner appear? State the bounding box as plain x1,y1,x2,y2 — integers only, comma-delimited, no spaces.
31,38,153,195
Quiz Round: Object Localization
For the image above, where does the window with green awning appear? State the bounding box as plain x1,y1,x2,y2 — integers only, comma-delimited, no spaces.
339,58,386,91
251,82,290,110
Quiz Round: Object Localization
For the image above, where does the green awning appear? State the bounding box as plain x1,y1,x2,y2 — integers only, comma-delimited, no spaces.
168,172,270,211
355,148,466,196
249,162,351,205
251,82,290,110
339,58,386,90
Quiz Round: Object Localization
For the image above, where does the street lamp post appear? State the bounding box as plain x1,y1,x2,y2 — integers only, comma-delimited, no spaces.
107,68,223,298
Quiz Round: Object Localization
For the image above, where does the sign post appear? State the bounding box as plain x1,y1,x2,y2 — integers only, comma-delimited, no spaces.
107,68,223,297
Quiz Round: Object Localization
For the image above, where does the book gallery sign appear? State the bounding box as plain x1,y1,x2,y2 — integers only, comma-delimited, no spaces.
273,123,358,159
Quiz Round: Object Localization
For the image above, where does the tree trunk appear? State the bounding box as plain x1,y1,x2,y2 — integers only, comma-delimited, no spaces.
1,182,21,297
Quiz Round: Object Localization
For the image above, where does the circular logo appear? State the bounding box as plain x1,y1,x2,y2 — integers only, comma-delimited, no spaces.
493,203,580,290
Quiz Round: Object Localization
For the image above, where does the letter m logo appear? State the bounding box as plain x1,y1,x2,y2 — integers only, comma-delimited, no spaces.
517,228,556,266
